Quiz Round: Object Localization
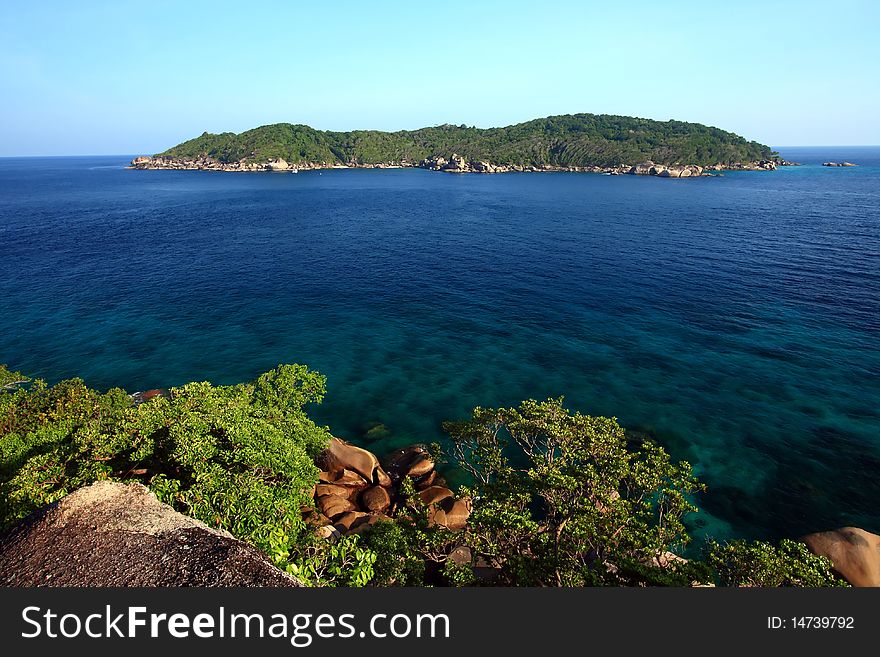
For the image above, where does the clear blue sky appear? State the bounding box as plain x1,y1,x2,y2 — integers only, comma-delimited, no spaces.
1,0,877,155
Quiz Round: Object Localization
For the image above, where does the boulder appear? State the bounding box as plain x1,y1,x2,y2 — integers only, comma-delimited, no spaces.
360,485,391,513
315,525,341,541
316,437,391,486
0,481,300,587
346,513,389,535
414,469,439,490
650,551,689,568
266,159,290,171
375,466,393,488
315,483,360,501
442,153,469,172
319,468,370,487
131,388,171,404
383,446,435,480
449,545,473,566
418,485,455,506
316,494,357,520
429,497,471,531
801,527,880,587
332,511,372,533
628,161,655,176
471,161,495,173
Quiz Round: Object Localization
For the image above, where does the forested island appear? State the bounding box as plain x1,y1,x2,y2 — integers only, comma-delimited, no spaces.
131,113,790,177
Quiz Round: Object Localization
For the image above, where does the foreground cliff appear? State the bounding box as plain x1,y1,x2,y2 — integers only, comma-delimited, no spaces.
133,113,782,174
0,481,301,587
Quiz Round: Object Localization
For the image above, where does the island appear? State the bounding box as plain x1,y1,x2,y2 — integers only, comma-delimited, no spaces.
130,113,797,178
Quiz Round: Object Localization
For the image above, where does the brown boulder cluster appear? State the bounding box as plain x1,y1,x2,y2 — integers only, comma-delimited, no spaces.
303,438,470,540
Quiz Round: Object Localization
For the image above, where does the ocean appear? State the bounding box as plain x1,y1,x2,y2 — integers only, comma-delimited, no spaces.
1,146,878,543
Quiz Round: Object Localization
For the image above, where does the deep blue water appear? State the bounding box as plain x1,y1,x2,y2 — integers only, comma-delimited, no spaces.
1,146,878,543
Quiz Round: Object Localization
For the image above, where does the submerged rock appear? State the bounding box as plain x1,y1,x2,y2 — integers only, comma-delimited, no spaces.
0,481,300,587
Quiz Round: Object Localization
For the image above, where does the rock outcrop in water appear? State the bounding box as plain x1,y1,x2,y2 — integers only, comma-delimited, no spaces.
822,161,857,167
306,438,470,538
0,481,301,587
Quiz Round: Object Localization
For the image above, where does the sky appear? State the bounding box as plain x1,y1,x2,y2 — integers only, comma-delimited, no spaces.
1,0,877,155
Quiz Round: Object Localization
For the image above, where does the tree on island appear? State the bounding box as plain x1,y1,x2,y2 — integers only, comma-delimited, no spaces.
158,113,776,169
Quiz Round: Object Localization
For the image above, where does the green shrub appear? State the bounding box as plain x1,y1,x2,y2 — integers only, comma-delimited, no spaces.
706,538,846,587
442,398,705,586
0,364,372,586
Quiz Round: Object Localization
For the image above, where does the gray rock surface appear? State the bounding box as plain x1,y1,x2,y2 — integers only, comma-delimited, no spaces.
0,481,301,587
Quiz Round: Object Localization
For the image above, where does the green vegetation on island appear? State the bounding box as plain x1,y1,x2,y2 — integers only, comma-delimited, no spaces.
0,364,844,587
158,113,775,168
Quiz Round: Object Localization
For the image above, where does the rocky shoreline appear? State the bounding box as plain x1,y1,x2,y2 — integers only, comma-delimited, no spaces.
130,390,469,540
304,437,470,540
130,154,797,179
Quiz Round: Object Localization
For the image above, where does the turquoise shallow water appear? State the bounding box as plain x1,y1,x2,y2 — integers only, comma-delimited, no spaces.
1,146,878,543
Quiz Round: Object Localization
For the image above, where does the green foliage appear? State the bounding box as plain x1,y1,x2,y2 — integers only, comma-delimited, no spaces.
359,476,462,587
288,534,377,588
360,519,427,587
706,538,847,587
0,364,373,585
443,398,705,586
359,398,846,589
159,113,774,167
